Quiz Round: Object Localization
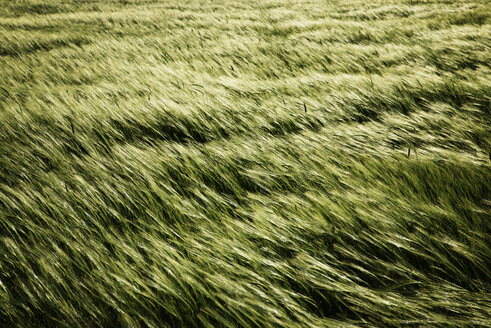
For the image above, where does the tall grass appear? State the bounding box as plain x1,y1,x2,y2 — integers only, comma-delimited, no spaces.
0,0,490,327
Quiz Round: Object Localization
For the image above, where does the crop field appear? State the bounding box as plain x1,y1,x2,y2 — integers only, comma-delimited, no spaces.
0,0,490,327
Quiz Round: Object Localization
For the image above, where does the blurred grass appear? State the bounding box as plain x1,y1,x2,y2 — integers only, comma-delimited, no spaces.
0,0,490,327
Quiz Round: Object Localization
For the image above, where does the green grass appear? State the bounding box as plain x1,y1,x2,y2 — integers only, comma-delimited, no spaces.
0,0,490,327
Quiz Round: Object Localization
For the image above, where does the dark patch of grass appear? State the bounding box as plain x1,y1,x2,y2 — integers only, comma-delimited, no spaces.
0,34,90,57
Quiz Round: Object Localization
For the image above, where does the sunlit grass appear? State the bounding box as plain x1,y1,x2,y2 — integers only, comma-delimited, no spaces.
0,0,490,327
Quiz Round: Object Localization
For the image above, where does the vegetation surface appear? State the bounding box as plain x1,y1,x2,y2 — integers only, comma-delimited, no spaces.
0,0,490,327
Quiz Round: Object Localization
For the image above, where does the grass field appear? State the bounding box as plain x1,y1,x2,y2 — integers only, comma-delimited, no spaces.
0,0,490,327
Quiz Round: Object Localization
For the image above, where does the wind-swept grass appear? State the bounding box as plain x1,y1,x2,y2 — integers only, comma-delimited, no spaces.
0,0,490,327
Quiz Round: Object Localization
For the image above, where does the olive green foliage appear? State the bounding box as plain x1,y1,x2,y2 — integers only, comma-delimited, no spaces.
0,0,490,327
